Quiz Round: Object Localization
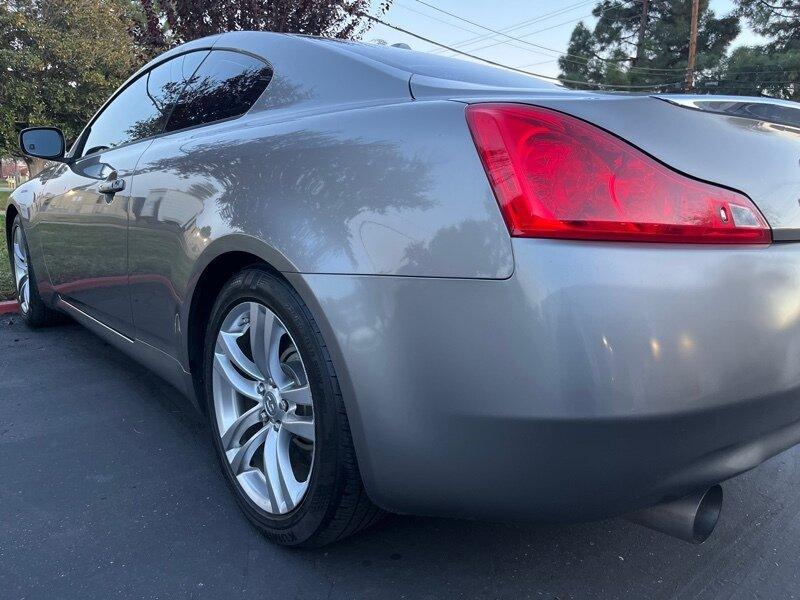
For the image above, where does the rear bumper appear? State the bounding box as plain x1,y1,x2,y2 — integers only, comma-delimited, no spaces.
288,238,800,521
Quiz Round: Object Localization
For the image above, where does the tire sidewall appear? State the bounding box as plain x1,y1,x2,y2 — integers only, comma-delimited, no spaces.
202,268,343,546
10,217,33,321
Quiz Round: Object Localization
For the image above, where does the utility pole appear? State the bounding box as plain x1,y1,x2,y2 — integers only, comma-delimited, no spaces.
634,0,650,67
686,0,700,91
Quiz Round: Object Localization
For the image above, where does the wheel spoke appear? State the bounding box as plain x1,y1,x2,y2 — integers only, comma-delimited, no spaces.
12,225,30,311
263,427,297,512
281,384,313,407
220,404,262,451
281,410,315,442
13,244,26,266
13,227,26,266
262,427,285,511
229,424,269,475
15,270,27,291
213,352,261,400
21,279,29,307
249,303,276,381
217,330,262,380
268,321,288,387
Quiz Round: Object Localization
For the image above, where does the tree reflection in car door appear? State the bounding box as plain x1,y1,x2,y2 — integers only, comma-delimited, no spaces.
35,50,208,336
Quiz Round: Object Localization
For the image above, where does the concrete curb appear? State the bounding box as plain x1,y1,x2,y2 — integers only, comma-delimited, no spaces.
0,300,19,314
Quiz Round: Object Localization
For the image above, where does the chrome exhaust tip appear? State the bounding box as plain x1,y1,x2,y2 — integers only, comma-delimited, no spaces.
626,485,723,544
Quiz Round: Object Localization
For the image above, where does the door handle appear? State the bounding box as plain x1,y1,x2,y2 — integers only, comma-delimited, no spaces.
99,176,125,198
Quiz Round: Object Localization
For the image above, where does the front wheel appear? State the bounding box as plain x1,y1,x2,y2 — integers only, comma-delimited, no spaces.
9,216,61,327
203,267,382,546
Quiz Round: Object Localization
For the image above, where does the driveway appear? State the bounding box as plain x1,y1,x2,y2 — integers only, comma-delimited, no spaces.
2,315,800,599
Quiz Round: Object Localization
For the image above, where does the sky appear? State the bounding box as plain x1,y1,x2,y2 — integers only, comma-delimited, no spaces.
366,0,765,79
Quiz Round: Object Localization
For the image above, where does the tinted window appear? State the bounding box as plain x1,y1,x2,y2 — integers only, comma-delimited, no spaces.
166,50,273,132
81,51,207,156
145,51,208,119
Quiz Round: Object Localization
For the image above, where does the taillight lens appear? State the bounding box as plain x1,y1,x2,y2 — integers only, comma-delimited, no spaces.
466,103,771,244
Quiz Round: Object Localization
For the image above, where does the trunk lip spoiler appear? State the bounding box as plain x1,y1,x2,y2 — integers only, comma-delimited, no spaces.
654,94,800,130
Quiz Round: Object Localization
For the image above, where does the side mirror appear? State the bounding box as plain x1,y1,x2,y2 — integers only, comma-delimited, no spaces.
19,127,66,161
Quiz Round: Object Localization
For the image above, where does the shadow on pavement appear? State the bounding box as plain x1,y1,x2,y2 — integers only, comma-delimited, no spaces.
1,316,799,599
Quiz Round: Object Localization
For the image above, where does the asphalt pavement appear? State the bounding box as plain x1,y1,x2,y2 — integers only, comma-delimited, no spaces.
2,315,800,599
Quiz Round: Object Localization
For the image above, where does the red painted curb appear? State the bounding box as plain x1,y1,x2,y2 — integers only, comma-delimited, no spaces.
0,300,19,315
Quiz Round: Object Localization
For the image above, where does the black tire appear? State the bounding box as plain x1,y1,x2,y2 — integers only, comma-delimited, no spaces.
202,266,383,547
8,216,63,328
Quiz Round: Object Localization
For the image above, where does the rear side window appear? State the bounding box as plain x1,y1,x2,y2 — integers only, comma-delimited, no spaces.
80,51,207,156
166,50,273,132
145,51,208,119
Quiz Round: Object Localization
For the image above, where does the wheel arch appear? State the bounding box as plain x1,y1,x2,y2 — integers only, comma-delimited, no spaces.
181,236,374,499
182,234,301,407
5,201,18,236
185,254,275,409
4,205,19,290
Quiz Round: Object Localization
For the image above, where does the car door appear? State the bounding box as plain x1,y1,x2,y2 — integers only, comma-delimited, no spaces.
129,50,273,356
36,51,207,336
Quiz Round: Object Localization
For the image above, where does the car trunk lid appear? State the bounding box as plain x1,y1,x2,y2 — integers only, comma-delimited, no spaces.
527,94,800,240
412,76,800,240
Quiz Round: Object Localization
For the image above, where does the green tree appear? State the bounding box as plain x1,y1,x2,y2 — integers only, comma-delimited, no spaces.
713,0,799,98
559,0,739,90
736,0,799,47
0,0,140,158
558,22,603,86
135,0,393,55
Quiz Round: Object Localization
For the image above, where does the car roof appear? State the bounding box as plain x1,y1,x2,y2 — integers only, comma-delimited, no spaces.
136,31,559,91
118,30,563,127
298,36,559,91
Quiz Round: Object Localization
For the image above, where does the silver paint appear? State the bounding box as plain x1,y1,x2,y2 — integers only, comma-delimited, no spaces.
7,32,800,524
212,300,315,514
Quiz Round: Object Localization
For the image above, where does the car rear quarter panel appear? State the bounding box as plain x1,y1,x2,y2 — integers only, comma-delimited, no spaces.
128,99,512,361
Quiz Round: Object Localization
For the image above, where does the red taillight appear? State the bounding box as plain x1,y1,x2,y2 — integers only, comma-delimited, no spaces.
466,103,771,244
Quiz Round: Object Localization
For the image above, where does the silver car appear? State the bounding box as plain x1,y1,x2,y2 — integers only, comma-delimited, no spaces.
9,32,800,547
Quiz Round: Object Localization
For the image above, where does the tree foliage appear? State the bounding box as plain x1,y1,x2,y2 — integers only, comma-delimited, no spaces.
135,0,393,55
736,0,800,47
558,23,601,86
713,0,799,98
0,0,395,160
559,0,739,90
0,0,139,157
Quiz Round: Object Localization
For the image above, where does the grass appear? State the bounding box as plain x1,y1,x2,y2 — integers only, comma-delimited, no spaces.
0,226,14,301
0,192,16,302
1,191,17,300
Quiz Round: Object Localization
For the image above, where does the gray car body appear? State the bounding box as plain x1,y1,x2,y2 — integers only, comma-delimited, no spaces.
9,32,800,522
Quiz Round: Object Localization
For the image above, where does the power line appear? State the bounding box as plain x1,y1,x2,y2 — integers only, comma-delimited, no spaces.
402,1,592,60
404,0,792,78
429,0,597,53
427,0,598,54
359,12,686,90
394,3,486,38
407,0,693,76
518,58,560,68
449,14,597,55
462,12,640,57
410,0,609,61
707,79,799,86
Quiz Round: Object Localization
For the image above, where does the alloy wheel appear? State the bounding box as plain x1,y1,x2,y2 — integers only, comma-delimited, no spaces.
212,301,315,515
12,223,30,314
